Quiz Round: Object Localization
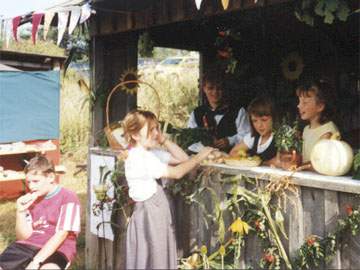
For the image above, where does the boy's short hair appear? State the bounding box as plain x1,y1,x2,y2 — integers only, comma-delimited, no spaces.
202,69,224,89
24,155,55,174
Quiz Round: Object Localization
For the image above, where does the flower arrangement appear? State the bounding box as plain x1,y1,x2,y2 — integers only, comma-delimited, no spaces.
274,118,302,154
92,165,114,216
93,165,112,201
214,29,239,74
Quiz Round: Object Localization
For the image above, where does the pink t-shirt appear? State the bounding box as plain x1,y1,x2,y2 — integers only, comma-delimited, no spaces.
17,187,81,262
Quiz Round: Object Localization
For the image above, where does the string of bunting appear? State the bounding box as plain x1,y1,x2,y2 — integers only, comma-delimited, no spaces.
1,0,94,47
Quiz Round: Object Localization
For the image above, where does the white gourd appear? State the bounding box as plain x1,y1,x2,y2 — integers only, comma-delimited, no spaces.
310,133,354,176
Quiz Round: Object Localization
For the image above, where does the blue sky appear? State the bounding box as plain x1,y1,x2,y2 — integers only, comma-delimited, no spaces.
0,0,65,19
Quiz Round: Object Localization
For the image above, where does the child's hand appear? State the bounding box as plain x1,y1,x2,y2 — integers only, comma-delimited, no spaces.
157,131,167,145
213,138,229,150
16,192,39,212
197,147,215,160
25,259,41,270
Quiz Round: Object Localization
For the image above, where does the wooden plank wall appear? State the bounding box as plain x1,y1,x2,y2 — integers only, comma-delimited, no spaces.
178,175,360,269
86,31,138,268
89,32,138,143
86,151,360,269
91,0,290,36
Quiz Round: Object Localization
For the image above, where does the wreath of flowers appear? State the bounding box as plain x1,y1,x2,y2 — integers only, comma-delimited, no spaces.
214,30,238,74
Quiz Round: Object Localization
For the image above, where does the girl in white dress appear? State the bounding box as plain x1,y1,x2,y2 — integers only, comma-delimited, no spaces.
123,110,213,269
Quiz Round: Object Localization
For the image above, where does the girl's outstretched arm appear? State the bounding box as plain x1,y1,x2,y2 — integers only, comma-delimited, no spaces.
164,147,214,179
158,132,189,164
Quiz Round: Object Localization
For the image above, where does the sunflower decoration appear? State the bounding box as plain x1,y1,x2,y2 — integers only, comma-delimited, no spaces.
119,68,141,95
281,52,304,81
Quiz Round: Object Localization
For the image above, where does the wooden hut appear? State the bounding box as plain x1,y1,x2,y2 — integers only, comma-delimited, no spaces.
86,0,359,269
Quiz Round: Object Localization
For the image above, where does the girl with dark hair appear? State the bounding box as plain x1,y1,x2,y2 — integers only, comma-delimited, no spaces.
296,79,339,164
229,96,277,164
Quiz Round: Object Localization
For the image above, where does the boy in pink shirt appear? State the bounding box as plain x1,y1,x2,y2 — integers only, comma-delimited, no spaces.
0,156,80,270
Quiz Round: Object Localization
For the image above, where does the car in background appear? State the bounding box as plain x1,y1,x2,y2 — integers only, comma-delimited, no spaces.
138,58,158,77
153,56,199,79
68,62,89,79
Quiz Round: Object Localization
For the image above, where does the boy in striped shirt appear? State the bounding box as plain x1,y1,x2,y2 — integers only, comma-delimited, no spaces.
0,156,81,270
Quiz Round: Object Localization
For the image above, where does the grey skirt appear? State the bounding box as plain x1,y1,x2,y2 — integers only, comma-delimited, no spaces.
126,184,177,269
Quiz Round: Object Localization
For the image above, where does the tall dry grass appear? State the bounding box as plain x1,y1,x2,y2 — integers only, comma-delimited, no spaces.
138,70,199,128
60,69,91,157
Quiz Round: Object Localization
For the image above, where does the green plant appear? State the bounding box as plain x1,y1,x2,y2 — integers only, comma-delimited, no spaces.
295,0,352,26
274,118,302,153
169,128,213,149
353,150,360,180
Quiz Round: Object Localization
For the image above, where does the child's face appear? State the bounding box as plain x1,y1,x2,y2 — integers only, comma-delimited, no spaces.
297,92,324,122
203,82,223,106
26,171,55,196
134,121,159,149
251,115,273,137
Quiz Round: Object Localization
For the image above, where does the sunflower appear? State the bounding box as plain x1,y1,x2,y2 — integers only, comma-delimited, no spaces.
281,52,304,81
229,217,250,235
119,68,141,95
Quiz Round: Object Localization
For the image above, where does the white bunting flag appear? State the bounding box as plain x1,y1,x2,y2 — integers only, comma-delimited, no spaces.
57,11,69,45
79,3,91,24
43,12,55,40
195,0,203,10
68,7,81,35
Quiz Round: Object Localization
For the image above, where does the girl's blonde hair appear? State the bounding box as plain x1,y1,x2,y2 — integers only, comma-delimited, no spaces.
247,96,275,137
296,79,336,124
122,110,158,146
24,155,55,175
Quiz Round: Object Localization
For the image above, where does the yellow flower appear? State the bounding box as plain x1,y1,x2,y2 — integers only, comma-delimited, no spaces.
230,217,250,235
219,245,226,256
200,245,208,255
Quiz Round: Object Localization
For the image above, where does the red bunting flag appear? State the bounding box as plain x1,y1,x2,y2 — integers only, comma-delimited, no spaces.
12,16,21,42
31,13,44,44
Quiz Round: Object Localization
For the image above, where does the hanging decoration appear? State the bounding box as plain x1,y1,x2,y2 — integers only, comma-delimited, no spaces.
80,3,92,24
281,52,304,81
119,69,141,95
68,7,81,35
43,12,55,40
12,16,21,42
195,0,203,10
4,19,12,48
214,29,239,74
221,0,230,10
0,1,94,47
31,13,44,44
57,11,70,46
